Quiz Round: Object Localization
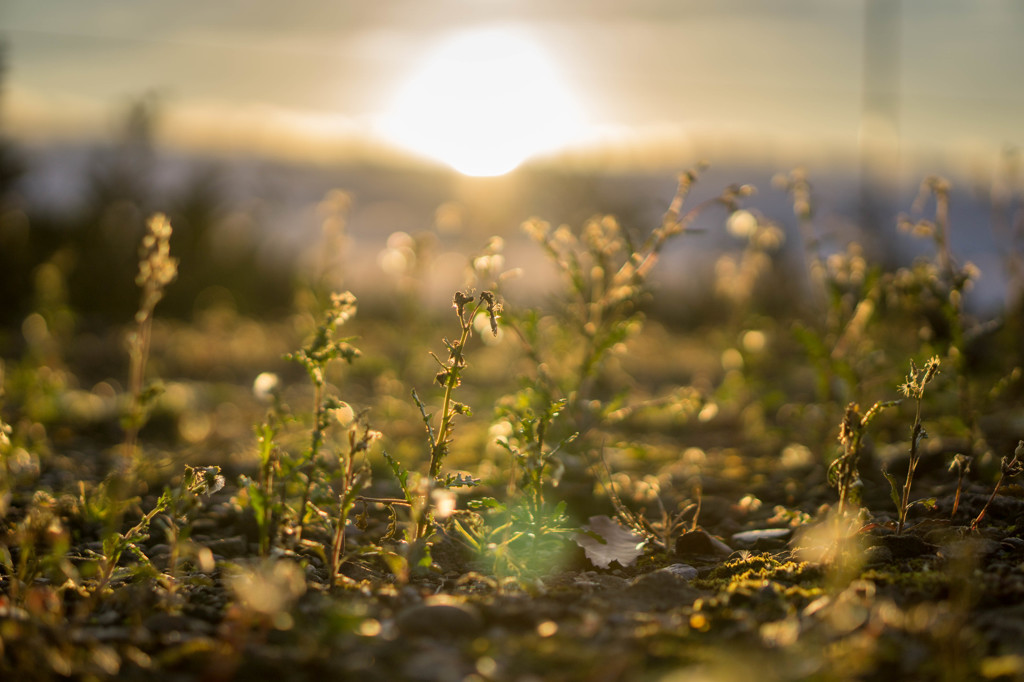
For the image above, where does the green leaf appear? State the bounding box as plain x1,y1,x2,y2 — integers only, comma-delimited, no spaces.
468,497,505,512
443,472,480,488
380,550,409,583
450,519,482,551
383,449,415,506
882,468,902,512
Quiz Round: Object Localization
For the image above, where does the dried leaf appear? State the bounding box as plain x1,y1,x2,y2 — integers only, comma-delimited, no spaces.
574,515,645,569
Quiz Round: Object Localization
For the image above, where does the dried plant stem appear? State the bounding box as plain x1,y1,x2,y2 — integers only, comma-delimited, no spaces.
971,441,1024,530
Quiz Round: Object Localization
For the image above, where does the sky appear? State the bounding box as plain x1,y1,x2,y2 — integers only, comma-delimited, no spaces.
2,0,1023,174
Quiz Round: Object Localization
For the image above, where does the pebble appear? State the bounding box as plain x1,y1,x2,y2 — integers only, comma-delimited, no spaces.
144,613,212,636
937,537,1002,563
878,533,938,559
657,564,699,581
863,545,894,566
203,536,247,558
627,570,701,609
1001,537,1024,552
675,530,732,558
573,572,629,591
395,602,483,638
731,528,792,549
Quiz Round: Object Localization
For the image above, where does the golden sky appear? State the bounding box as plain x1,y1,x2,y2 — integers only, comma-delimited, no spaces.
3,0,1022,174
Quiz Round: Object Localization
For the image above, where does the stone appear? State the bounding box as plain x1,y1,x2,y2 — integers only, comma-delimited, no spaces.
731,528,792,549
878,533,938,559
675,530,732,558
863,545,894,566
657,563,698,581
626,570,701,610
395,602,483,638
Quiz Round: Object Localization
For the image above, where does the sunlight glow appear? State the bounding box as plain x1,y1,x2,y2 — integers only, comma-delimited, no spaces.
377,27,587,177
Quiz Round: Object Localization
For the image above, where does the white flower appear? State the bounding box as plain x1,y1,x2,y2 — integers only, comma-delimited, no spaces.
253,372,280,402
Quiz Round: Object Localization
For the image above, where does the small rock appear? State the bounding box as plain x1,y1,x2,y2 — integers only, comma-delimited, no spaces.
657,564,698,581
144,613,211,635
938,537,1002,563
145,613,185,634
573,572,629,591
863,545,894,566
203,536,247,558
878,533,938,559
1002,537,1024,553
923,527,967,546
190,518,219,534
675,530,732,558
731,528,792,549
81,626,133,643
395,602,483,638
691,496,735,526
627,570,701,609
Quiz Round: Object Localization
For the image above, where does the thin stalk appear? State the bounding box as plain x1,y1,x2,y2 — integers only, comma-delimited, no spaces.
416,293,495,539
898,401,923,535
295,380,324,545
971,442,1024,530
328,443,354,588
257,435,276,556
971,475,1005,531
122,319,152,465
428,305,478,480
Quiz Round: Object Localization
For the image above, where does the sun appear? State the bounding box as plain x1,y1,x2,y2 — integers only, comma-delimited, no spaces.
376,27,586,177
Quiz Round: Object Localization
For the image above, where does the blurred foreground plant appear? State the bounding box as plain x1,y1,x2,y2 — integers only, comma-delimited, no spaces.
453,391,579,575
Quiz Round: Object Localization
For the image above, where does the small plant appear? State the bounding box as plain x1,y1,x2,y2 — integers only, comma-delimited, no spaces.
0,407,11,506
486,392,579,572
284,291,361,545
517,170,751,435
884,356,941,534
152,465,225,601
0,489,77,605
971,441,1024,530
948,453,972,519
85,213,179,602
830,399,898,517
122,213,178,467
411,289,498,539
779,168,885,412
246,375,284,556
897,177,985,439
91,464,223,601
326,416,377,587
247,401,280,557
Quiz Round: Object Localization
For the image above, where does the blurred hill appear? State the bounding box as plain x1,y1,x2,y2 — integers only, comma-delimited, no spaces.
1,97,1020,330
